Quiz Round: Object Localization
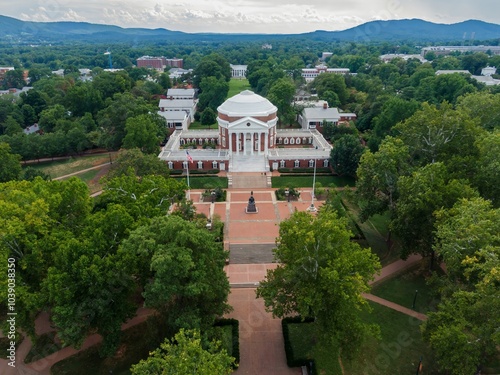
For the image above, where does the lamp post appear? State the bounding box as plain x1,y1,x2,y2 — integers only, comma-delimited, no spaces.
308,157,317,212
412,289,418,309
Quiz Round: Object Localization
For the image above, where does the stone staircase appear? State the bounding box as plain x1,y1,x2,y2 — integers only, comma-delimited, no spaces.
229,173,268,188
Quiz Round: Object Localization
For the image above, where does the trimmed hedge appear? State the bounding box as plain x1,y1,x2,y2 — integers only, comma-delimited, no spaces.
170,169,220,175
278,167,331,174
282,316,314,367
214,318,240,367
282,316,318,375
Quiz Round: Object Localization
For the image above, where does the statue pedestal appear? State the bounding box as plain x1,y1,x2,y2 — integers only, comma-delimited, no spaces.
245,203,258,214
246,194,258,214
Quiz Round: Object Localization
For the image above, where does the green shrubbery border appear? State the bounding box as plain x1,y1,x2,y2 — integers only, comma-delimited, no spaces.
278,167,331,174
281,316,316,371
214,318,240,367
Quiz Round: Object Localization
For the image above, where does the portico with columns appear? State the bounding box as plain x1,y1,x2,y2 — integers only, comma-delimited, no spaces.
217,90,278,170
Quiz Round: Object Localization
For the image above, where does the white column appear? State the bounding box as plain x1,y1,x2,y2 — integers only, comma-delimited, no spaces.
251,132,254,155
229,130,232,154
264,130,269,154
257,132,261,154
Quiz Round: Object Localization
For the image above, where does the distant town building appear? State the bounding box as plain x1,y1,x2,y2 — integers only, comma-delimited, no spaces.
481,66,497,76
169,68,193,80
158,98,197,122
435,70,471,76
262,44,272,50
0,87,33,97
23,123,40,135
298,102,356,131
0,66,14,80
137,56,184,70
230,64,247,78
421,45,500,57
166,88,196,100
321,52,333,61
380,54,427,63
434,69,500,86
301,64,350,82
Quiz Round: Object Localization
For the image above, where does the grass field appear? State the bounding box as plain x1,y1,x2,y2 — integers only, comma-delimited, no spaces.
227,78,251,98
271,175,355,188
286,302,437,375
342,302,439,375
60,167,107,194
372,266,442,314
25,154,112,179
188,121,217,129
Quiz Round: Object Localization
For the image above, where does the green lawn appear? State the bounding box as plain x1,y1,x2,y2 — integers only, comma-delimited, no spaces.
227,78,251,98
61,168,106,194
372,267,442,314
188,121,217,129
287,322,342,375
25,154,112,179
342,302,439,375
175,176,228,189
271,175,355,188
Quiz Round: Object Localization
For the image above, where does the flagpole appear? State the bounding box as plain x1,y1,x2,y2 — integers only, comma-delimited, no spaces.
186,160,191,200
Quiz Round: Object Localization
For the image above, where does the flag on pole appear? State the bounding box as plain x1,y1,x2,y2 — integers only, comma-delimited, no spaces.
186,150,193,163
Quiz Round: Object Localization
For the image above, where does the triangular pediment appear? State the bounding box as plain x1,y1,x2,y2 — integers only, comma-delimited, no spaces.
228,116,269,130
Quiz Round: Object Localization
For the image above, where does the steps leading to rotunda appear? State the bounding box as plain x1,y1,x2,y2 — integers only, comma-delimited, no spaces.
230,173,268,188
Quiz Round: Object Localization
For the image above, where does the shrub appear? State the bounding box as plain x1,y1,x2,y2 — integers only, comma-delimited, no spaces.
275,187,300,201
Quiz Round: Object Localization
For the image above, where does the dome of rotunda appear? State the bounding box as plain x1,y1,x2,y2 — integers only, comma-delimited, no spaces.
217,90,277,118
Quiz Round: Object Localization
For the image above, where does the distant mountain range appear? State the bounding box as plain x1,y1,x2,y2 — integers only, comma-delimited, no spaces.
1,15,500,44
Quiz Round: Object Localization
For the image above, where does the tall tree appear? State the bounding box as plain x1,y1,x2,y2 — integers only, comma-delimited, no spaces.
330,134,365,177
120,216,231,335
256,209,380,357
123,114,165,154
267,77,295,126
356,137,412,222
393,163,478,261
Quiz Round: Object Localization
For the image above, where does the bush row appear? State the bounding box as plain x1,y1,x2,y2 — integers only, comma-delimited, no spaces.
214,318,240,367
281,316,315,370
277,167,331,174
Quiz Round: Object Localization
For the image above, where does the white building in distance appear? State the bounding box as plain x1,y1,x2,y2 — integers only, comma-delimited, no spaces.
230,64,247,78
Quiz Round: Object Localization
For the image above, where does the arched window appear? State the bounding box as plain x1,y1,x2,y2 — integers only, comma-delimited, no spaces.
182,161,188,169
212,161,218,169
308,159,315,167
290,138,295,145
296,137,301,144
278,138,283,144
294,160,300,168
280,160,285,168
323,159,329,167
197,161,203,169
168,161,173,169
284,138,289,145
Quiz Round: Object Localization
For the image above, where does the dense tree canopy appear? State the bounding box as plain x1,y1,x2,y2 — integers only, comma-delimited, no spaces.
256,209,380,357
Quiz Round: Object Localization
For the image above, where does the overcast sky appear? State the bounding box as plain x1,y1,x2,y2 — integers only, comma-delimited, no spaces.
2,0,500,34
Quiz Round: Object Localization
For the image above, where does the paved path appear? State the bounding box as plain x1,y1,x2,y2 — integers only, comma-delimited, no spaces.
363,294,427,321
53,162,110,180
